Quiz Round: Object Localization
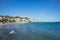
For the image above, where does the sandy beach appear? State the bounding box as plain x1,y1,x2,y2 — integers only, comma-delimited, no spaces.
0,24,6,26
0,22,27,27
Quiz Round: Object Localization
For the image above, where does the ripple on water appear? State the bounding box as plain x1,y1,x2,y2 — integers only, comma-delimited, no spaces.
0,22,60,40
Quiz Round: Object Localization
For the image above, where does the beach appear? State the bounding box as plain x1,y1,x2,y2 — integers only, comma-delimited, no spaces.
0,22,27,27
0,23,7,26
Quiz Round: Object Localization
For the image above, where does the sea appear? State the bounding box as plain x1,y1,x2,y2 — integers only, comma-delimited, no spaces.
0,22,60,40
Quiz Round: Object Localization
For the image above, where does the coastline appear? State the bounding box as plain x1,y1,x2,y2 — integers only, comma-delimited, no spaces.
0,24,7,26
0,22,28,27
0,22,38,27
0,22,23,27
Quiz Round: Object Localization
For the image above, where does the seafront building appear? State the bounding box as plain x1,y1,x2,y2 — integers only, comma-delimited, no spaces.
0,15,32,24
14,18,21,23
0,15,39,24
0,16,2,20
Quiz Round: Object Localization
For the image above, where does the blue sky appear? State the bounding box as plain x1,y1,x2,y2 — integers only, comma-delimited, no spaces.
0,0,60,22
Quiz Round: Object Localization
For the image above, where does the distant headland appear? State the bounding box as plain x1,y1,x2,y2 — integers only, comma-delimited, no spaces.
0,15,39,26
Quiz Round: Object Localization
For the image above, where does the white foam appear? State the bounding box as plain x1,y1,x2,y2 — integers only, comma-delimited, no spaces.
9,30,16,35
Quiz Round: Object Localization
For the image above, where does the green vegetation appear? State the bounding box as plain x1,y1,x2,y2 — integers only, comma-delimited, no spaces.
8,20,15,23
0,15,33,24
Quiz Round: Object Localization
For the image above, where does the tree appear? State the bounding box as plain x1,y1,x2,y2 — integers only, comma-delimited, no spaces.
2,18,8,24
8,20,15,23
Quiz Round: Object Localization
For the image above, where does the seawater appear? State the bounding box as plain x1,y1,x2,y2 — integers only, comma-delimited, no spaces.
0,22,60,40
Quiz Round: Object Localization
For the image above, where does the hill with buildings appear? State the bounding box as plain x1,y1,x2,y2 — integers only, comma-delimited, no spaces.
0,15,39,24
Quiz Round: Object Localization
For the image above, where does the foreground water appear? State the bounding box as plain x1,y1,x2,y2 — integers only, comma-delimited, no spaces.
0,22,60,40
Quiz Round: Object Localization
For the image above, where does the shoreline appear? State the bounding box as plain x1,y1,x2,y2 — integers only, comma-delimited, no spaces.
0,22,28,27
0,24,7,26
0,22,38,27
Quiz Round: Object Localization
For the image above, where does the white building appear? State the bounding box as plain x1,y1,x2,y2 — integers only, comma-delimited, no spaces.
0,17,2,20
14,18,20,22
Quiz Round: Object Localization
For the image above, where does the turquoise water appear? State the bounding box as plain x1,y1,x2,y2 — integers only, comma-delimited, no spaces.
0,22,60,40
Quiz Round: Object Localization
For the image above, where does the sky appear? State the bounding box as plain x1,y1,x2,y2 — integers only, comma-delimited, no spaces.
0,0,60,22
